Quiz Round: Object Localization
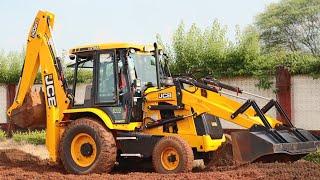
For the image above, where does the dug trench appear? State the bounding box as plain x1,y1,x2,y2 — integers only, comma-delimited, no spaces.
0,141,318,179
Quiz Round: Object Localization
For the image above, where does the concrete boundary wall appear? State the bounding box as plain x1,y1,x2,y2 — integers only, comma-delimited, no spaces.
292,76,320,130
0,84,7,124
220,77,276,129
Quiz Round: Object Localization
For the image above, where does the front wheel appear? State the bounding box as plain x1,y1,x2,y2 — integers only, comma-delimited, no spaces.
59,117,117,174
152,136,194,173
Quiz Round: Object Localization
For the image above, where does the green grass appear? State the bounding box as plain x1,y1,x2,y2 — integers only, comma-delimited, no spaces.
12,130,46,145
0,130,6,141
304,151,320,164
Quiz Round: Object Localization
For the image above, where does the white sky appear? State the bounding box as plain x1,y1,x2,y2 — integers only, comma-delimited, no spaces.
0,0,279,54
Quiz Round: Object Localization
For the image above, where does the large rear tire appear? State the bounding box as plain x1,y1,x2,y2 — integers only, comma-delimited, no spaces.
152,136,194,173
59,117,116,174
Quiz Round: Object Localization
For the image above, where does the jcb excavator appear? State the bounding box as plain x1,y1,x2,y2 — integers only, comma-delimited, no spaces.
7,10,319,174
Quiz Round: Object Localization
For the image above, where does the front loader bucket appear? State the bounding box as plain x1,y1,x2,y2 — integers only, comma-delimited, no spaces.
231,129,319,163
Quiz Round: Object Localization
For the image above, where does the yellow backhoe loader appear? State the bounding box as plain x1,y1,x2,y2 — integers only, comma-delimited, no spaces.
7,10,320,174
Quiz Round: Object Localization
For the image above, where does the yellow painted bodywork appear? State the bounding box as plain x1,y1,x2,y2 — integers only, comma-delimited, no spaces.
161,147,180,170
64,108,141,131
142,86,226,152
7,11,70,162
71,133,97,167
69,43,162,54
141,85,282,152
182,86,281,129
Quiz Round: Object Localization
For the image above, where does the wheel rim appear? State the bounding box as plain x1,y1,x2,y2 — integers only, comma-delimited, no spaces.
71,133,97,167
160,147,180,171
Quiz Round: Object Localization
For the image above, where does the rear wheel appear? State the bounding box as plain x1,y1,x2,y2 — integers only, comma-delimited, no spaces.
59,117,116,174
152,136,194,173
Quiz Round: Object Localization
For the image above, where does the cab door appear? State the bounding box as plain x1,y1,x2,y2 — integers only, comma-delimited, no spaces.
94,50,131,123
95,51,117,104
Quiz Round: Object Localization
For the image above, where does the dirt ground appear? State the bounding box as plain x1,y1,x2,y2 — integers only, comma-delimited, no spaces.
0,140,319,180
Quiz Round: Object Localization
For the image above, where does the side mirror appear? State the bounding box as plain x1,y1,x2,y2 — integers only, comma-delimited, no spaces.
69,54,76,60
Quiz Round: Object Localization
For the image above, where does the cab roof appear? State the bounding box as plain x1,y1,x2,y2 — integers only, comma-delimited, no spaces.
69,42,161,54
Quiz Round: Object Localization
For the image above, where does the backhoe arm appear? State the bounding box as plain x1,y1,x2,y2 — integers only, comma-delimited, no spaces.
7,10,70,162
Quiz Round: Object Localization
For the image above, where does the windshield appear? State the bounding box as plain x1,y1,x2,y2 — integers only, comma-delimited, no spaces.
128,53,157,86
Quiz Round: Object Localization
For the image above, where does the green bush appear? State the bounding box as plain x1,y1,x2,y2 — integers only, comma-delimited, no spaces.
0,50,92,84
0,50,24,84
160,19,320,89
12,130,46,145
65,68,93,84
304,151,320,164
0,130,6,141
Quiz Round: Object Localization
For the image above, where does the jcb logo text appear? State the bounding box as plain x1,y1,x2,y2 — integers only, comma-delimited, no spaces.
45,74,57,107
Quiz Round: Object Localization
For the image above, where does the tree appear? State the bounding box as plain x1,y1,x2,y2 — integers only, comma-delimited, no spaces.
0,50,24,84
256,0,320,56
0,49,92,84
167,21,264,78
170,21,230,78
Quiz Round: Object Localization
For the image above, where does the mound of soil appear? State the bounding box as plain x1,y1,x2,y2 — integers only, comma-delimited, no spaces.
0,141,318,179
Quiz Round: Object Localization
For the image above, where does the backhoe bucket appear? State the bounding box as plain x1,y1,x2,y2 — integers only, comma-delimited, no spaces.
10,89,46,129
231,129,319,163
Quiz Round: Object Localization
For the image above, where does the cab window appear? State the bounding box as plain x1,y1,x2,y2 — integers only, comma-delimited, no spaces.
97,52,116,103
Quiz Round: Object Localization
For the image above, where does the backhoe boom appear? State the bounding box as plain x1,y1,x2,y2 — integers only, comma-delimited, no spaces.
7,10,70,162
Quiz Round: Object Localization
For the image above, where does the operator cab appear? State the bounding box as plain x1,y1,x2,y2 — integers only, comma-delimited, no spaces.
68,43,170,124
